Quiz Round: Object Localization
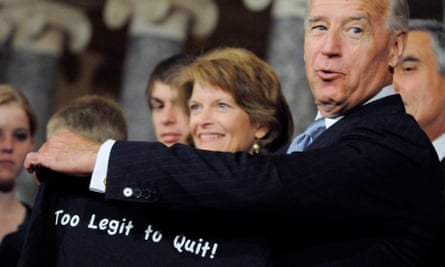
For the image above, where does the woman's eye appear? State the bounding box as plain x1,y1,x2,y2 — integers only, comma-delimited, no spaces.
218,102,229,109
152,104,163,110
14,132,29,142
189,103,200,111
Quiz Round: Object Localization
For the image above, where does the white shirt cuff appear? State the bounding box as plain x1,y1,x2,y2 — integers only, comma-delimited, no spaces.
89,139,116,193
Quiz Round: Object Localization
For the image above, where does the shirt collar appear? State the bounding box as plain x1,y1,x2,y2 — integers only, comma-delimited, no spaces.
364,84,395,105
433,133,445,161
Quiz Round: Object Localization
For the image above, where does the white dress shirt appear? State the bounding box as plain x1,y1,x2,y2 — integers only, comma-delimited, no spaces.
433,133,445,161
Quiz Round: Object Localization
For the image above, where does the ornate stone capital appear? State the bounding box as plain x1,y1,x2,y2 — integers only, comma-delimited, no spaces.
241,0,306,18
242,0,272,12
104,0,218,40
103,0,169,30
271,0,307,18
171,0,218,39
0,0,91,54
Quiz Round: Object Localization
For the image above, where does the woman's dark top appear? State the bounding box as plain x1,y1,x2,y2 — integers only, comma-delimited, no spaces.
0,202,32,267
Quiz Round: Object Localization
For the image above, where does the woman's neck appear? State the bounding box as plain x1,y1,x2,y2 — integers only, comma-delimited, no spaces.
0,190,26,241
0,190,19,211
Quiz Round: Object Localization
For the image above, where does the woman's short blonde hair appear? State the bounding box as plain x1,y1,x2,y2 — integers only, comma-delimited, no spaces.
177,47,294,154
0,84,37,136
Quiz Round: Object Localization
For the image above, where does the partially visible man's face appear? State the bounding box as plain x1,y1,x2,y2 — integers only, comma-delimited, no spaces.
304,0,401,118
394,31,445,140
150,81,191,146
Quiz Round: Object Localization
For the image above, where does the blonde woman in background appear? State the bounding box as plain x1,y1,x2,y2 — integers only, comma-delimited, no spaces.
0,85,37,267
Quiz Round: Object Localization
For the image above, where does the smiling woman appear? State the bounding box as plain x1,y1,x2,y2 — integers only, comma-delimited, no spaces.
176,47,294,154
0,85,37,267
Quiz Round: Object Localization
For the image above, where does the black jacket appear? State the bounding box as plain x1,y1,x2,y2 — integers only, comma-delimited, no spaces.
19,95,442,266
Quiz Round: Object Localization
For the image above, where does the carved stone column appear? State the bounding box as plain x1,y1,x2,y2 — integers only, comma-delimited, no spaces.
0,42,9,83
244,0,316,135
104,0,218,141
443,1,445,25
268,0,315,134
0,0,91,205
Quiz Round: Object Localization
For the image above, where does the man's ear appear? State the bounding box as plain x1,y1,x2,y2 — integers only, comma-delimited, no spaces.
389,30,408,69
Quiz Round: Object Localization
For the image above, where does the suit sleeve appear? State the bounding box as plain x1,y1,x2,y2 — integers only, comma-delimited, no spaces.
104,122,442,224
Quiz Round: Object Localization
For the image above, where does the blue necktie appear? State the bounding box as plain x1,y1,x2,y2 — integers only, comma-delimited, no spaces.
287,118,326,153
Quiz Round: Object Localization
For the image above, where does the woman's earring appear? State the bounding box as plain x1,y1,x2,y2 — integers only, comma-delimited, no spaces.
252,140,260,154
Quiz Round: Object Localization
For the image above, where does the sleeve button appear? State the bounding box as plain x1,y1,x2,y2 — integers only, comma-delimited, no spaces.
123,187,133,198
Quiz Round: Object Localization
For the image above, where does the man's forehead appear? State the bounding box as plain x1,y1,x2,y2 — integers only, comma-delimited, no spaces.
307,0,389,28
308,0,388,14
402,31,434,60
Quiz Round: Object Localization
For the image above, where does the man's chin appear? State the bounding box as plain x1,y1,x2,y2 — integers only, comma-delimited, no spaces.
316,102,342,118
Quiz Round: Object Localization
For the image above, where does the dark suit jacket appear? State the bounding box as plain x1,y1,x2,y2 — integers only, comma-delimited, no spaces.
18,170,271,267
102,95,443,266
426,159,445,266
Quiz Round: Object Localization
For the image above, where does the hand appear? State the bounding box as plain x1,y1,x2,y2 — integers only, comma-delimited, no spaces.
24,130,101,178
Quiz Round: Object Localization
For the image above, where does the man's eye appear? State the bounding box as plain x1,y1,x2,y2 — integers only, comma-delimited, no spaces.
351,27,362,34
342,25,364,39
401,64,417,73
150,101,164,110
313,25,327,31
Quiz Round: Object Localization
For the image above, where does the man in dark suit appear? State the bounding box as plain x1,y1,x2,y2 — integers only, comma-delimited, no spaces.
24,0,443,266
394,18,445,266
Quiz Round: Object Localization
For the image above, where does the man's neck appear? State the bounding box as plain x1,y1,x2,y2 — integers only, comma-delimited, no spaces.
0,190,19,213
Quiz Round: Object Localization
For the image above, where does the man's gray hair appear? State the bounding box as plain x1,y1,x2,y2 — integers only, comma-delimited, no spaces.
408,19,445,76
387,0,409,32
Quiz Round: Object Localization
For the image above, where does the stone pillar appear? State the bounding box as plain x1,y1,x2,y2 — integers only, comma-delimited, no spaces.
0,18,12,83
0,43,10,83
104,0,218,141
242,0,273,11
443,0,445,25
268,0,315,134
244,0,316,135
0,0,91,205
